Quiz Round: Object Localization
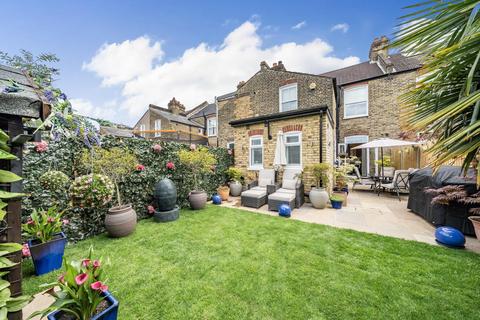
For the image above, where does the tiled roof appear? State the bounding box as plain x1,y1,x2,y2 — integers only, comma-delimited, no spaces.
189,102,216,119
320,54,422,86
150,105,203,128
217,91,236,101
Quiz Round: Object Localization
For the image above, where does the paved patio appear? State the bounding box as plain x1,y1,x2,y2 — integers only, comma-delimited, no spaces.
221,188,480,253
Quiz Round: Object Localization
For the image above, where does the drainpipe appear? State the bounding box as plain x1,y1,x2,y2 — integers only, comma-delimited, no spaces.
215,96,219,147
319,111,323,163
332,78,340,160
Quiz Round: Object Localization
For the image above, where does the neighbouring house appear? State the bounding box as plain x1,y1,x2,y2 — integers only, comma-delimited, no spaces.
187,100,218,146
320,36,422,175
133,97,206,144
218,61,336,191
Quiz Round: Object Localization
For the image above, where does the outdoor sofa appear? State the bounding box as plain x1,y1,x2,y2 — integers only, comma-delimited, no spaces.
268,168,304,211
240,169,276,208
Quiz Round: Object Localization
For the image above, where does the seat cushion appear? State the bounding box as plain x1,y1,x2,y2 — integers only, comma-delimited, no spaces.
282,179,297,190
241,189,266,199
268,192,295,202
275,188,295,194
250,186,266,192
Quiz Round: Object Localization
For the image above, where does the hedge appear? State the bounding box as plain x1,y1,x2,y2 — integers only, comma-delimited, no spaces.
22,136,233,241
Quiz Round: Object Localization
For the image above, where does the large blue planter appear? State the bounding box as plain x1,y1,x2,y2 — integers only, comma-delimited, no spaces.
331,200,343,209
47,291,119,320
435,226,465,248
28,232,67,276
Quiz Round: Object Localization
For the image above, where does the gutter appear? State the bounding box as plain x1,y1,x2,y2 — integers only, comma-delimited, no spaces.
332,77,341,159
229,105,328,127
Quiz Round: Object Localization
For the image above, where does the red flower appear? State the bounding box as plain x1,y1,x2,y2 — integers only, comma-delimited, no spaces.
166,162,175,170
82,259,91,267
136,164,145,171
62,219,70,225
34,141,48,153
47,217,55,223
91,281,108,292
75,273,88,285
26,219,34,225
22,243,30,258
93,260,101,268
58,273,65,284
152,144,162,153
147,205,155,215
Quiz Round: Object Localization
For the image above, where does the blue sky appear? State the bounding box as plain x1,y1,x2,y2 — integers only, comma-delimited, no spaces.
2,0,413,125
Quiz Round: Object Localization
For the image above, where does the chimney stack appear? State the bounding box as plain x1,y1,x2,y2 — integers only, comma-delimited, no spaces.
260,61,270,71
369,36,389,63
271,60,286,71
167,97,186,115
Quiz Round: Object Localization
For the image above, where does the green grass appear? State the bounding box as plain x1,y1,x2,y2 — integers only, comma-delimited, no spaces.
23,205,480,319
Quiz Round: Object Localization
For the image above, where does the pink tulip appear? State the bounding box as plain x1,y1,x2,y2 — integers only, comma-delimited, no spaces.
152,144,162,153
93,260,101,268
91,281,108,292
58,273,65,284
82,259,91,267
75,273,88,285
26,219,34,225
47,217,55,223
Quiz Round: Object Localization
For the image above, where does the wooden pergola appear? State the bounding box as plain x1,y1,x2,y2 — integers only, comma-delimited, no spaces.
0,65,50,320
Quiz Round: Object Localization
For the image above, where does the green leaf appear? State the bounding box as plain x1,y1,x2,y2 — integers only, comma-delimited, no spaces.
0,150,16,161
0,258,16,269
0,170,22,183
0,190,25,199
6,295,32,312
0,243,22,253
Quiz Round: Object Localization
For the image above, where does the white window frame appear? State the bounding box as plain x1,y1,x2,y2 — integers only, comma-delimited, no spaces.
139,124,146,138
343,84,369,119
249,135,263,170
284,131,302,169
344,135,369,175
207,118,217,136
338,143,346,155
279,83,298,112
154,119,161,137
198,128,203,135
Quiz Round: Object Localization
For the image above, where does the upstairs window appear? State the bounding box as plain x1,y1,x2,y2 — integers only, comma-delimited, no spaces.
285,132,302,167
344,84,368,119
207,118,217,136
154,119,161,137
249,136,263,169
279,83,298,112
139,124,146,138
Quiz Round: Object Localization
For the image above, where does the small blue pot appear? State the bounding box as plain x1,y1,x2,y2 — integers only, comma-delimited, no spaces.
212,194,222,205
278,204,291,218
331,200,343,209
28,232,67,276
47,291,119,320
435,226,465,248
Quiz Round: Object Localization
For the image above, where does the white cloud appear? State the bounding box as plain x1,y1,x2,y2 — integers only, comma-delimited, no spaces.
84,21,360,124
83,36,164,86
331,23,349,33
292,21,307,30
70,98,118,120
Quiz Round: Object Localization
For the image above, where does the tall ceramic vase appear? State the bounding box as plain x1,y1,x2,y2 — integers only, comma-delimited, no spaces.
309,187,329,209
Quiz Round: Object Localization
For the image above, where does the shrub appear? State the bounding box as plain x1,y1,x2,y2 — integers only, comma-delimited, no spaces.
225,167,242,182
39,170,70,191
178,146,217,191
306,163,331,188
70,174,114,208
374,156,394,167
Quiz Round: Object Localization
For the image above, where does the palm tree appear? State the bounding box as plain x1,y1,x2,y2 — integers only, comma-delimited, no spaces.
391,0,480,183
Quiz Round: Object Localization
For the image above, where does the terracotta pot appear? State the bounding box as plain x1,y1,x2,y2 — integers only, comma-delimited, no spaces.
217,186,230,201
189,191,207,210
105,204,137,237
309,187,329,209
468,216,480,239
229,181,243,196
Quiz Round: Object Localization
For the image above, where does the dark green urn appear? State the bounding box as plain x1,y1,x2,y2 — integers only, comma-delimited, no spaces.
154,178,177,211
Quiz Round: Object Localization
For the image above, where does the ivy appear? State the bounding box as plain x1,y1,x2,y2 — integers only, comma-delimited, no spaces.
22,136,233,241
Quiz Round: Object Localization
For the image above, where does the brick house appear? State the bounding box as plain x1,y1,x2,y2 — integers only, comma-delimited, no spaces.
218,61,336,191
321,36,422,175
187,101,218,146
133,97,205,144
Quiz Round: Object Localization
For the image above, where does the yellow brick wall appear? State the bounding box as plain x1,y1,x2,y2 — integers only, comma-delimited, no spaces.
233,114,332,192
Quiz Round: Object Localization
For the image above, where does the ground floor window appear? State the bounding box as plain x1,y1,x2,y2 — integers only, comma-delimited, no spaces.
249,136,263,169
285,132,301,167
154,119,161,137
344,135,369,175
139,124,146,138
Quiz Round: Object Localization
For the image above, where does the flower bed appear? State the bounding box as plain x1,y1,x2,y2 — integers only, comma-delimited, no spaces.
22,136,232,241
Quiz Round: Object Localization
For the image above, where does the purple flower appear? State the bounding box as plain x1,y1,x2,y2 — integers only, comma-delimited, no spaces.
59,93,67,100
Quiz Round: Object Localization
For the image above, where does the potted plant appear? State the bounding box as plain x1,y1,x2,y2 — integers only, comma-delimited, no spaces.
178,146,217,210
375,155,395,177
333,163,355,206
226,167,243,196
80,147,138,238
306,163,331,209
23,207,69,275
29,248,119,320
330,194,344,209
217,185,230,201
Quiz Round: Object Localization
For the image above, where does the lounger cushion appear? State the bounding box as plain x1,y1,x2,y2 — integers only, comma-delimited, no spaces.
241,189,266,199
275,188,295,194
250,186,266,192
258,178,272,187
268,191,295,202
282,179,297,190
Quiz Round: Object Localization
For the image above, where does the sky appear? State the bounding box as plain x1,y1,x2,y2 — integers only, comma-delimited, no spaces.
2,0,414,126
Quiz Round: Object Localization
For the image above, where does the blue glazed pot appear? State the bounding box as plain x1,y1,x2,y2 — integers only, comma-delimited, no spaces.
47,291,119,320
28,232,67,276
435,226,465,248
331,200,343,209
278,204,291,218
212,194,222,205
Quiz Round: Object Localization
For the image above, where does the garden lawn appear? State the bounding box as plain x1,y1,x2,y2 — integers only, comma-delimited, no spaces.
23,205,480,320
